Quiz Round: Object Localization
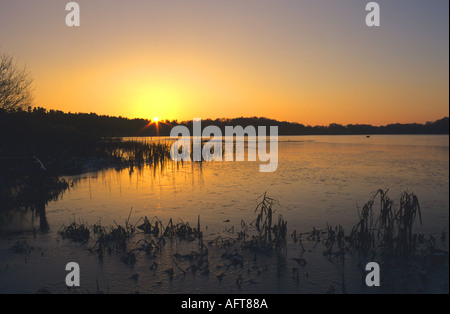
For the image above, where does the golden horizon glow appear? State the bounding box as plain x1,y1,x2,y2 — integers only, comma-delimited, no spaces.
1,1,448,126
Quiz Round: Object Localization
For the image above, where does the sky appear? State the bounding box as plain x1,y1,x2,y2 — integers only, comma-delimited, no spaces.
0,0,448,125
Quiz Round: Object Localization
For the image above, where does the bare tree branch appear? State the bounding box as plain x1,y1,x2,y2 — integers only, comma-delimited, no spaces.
0,52,33,111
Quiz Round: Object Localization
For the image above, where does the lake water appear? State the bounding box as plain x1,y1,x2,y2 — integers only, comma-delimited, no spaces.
0,135,448,293
48,134,449,234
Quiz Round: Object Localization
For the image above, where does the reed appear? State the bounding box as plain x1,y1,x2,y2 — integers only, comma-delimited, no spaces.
95,139,172,168
136,215,202,240
58,220,90,244
291,189,441,262
240,192,287,251
348,189,423,256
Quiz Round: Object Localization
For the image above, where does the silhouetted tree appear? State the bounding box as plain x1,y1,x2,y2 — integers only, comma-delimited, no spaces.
0,52,33,111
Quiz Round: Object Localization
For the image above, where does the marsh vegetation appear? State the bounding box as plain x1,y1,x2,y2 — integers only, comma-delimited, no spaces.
52,190,447,293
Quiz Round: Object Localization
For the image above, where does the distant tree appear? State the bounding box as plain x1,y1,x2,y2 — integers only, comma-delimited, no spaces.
0,52,33,111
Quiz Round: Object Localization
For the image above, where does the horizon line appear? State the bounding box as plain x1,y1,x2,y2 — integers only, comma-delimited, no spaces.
10,106,449,129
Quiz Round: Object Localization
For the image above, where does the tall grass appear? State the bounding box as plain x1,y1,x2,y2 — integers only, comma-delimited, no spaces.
240,193,287,250
96,139,172,168
290,189,445,263
348,189,423,255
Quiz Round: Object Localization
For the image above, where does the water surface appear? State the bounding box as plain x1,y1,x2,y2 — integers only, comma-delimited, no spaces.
0,135,448,293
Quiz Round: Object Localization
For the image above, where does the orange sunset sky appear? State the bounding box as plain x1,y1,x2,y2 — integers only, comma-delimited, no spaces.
0,0,448,125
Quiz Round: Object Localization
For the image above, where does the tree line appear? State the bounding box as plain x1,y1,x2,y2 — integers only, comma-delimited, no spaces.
1,107,448,140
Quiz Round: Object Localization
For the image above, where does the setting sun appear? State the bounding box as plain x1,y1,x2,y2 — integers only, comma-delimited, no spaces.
153,117,159,123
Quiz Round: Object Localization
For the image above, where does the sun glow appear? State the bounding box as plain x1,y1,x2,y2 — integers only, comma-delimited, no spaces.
125,81,188,121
